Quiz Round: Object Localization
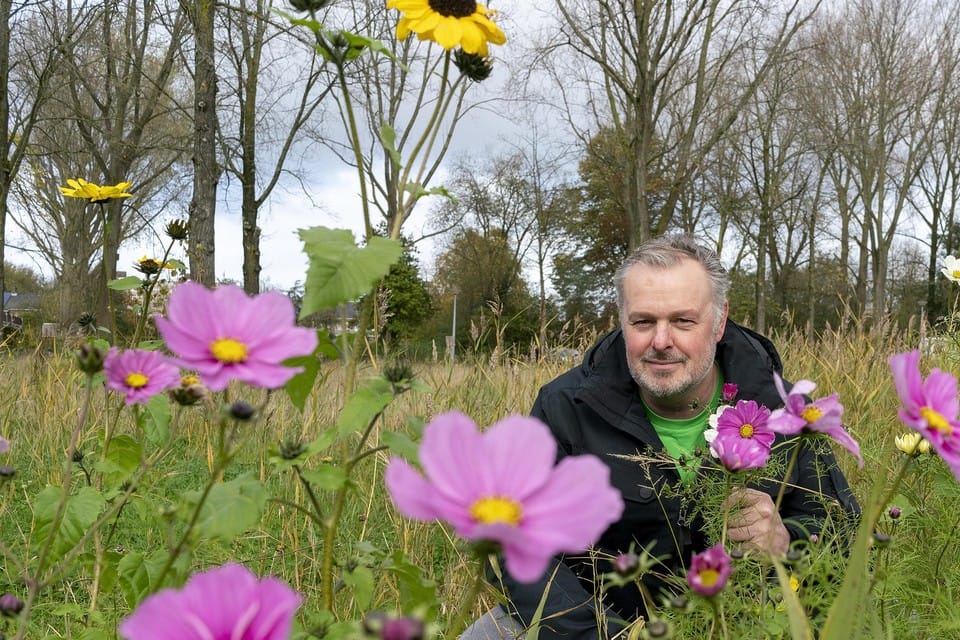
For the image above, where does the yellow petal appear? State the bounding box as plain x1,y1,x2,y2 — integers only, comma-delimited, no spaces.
432,17,463,49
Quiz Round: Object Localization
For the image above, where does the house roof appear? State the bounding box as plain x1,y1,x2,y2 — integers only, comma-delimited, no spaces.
3,292,41,311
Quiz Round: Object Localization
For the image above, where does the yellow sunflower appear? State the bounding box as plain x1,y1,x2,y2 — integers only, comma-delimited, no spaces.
387,0,506,57
59,178,133,203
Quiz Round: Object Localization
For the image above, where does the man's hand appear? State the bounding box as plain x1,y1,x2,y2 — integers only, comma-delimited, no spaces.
722,487,790,555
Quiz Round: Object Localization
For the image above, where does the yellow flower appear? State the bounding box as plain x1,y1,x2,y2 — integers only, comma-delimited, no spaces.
60,178,133,203
895,432,931,456
387,0,506,57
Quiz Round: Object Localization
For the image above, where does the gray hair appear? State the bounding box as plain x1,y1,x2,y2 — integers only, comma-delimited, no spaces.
614,234,730,326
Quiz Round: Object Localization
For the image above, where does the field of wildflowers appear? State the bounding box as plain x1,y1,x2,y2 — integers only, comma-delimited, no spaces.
3,1,960,638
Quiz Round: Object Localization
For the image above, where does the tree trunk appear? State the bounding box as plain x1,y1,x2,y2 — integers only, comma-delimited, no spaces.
188,0,219,286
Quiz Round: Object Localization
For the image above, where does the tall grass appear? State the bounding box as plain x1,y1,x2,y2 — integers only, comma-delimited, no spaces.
1,320,959,637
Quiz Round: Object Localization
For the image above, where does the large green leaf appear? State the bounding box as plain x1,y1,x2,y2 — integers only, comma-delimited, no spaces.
341,565,375,610
140,393,172,447
32,486,106,563
117,550,169,606
94,435,142,491
182,474,267,543
337,377,395,437
298,227,402,318
282,329,338,412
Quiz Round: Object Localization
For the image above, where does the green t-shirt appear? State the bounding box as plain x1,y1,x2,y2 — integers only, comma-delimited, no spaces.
644,373,723,483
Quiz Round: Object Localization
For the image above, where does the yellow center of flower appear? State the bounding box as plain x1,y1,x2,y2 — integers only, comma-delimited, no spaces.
920,407,952,435
125,372,149,388
210,338,248,364
181,374,200,386
698,568,720,587
739,423,755,438
428,0,477,18
952,270,960,279
800,405,823,424
469,496,522,526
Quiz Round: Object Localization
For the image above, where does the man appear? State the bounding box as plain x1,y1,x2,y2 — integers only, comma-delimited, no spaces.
467,234,860,639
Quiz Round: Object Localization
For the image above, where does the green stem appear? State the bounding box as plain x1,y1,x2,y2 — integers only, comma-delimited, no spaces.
319,409,386,610
130,237,178,347
446,550,487,639
774,437,803,513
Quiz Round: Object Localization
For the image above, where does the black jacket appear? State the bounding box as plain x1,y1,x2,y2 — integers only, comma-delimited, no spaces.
495,323,860,639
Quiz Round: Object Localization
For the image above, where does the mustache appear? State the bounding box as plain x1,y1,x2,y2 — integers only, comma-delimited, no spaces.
640,351,685,364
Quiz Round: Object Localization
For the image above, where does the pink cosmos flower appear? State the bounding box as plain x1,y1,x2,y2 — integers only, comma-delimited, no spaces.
385,411,625,583
155,282,318,391
104,348,182,405
119,563,302,640
889,350,960,482
709,400,774,471
687,543,732,597
767,373,863,467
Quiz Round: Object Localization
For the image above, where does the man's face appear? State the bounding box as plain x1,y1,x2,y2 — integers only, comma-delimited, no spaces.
620,258,727,400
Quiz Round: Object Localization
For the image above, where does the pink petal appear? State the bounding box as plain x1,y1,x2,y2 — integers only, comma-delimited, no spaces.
418,412,487,502
519,456,624,552
385,458,447,521
483,416,556,499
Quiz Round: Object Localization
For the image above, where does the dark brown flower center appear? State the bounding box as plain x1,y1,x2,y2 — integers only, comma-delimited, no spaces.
428,0,477,18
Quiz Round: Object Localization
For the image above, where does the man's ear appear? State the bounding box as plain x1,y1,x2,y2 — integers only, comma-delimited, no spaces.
715,302,729,341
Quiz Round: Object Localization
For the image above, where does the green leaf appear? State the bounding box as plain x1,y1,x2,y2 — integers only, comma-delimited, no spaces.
108,276,144,291
95,435,142,490
298,227,403,317
403,182,456,202
385,550,438,612
771,559,813,640
283,329,338,412
135,339,165,350
117,550,169,606
341,565,375,610
32,486,106,563
274,7,321,32
379,124,403,170
141,393,172,447
336,377,395,437
337,30,399,62
381,420,421,461
183,474,267,543
299,464,348,490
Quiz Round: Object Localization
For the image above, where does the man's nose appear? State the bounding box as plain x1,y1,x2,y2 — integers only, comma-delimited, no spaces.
651,322,673,350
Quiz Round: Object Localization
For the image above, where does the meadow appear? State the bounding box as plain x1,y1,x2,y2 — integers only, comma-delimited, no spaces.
1,315,959,639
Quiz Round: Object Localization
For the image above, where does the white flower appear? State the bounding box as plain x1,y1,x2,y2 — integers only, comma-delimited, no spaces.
941,255,960,282
704,405,732,458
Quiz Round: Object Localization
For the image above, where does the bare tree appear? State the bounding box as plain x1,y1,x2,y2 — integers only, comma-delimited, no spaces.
801,0,949,320
217,0,336,293
531,0,821,249
0,0,61,316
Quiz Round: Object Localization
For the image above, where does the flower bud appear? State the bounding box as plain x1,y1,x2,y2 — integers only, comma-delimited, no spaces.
454,49,494,82
872,532,892,548
164,219,189,240
0,466,15,480
170,375,208,406
721,383,739,403
288,0,332,12
75,342,107,375
0,593,23,617
888,506,901,519
645,620,670,638
612,552,639,577
363,612,425,640
228,400,256,421
280,438,307,460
